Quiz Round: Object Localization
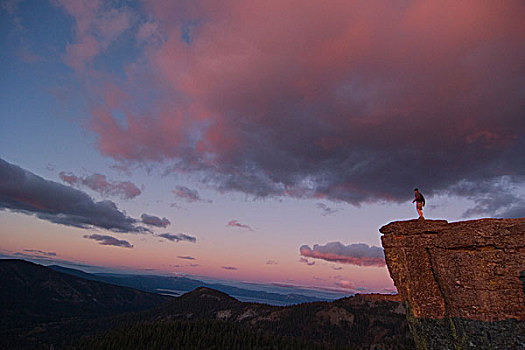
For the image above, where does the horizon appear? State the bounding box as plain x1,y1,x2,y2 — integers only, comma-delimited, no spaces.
0,257,354,302
1,1,524,297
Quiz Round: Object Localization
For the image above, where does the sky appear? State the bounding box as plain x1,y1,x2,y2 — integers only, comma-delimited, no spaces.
1,0,524,296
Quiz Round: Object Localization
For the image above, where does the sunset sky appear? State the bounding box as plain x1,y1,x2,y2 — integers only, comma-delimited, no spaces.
1,0,524,296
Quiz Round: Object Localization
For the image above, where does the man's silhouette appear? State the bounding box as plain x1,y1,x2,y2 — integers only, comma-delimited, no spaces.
412,188,425,220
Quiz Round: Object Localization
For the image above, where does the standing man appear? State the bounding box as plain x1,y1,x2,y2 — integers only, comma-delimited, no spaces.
412,188,425,220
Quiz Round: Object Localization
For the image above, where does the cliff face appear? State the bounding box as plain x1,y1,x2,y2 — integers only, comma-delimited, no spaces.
380,218,525,349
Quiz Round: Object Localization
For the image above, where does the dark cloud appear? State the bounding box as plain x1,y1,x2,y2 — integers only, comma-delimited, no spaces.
158,233,196,243
227,220,253,231
449,179,525,218
23,249,56,257
266,260,278,265
221,266,238,271
83,234,133,248
0,158,149,233
300,242,385,267
177,255,196,260
141,213,171,228
316,203,339,216
59,171,141,199
172,186,210,203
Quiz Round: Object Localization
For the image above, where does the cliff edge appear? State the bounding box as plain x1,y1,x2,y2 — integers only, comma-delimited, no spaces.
380,218,525,350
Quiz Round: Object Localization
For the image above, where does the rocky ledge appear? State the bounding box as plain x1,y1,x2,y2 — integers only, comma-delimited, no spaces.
380,218,525,350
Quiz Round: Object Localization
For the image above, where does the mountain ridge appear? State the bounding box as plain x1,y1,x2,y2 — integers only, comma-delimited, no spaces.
1,259,414,349
0,259,171,319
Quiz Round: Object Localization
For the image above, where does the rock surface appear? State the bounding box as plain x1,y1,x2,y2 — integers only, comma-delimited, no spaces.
380,218,525,349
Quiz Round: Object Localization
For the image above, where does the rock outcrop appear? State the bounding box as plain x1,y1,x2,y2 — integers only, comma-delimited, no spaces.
380,218,525,350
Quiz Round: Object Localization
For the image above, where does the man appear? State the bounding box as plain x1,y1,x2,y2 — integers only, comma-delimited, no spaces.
412,188,425,220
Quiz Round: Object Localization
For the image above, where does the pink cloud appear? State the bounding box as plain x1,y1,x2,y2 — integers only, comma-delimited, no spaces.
227,220,253,231
136,21,162,45
59,171,141,199
59,172,79,185
65,35,99,70
300,242,385,267
335,280,356,290
172,186,209,203
54,0,134,70
65,1,525,209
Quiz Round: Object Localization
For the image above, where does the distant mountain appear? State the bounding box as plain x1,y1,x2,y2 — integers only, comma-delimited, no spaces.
0,260,171,318
47,264,323,305
0,259,171,349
